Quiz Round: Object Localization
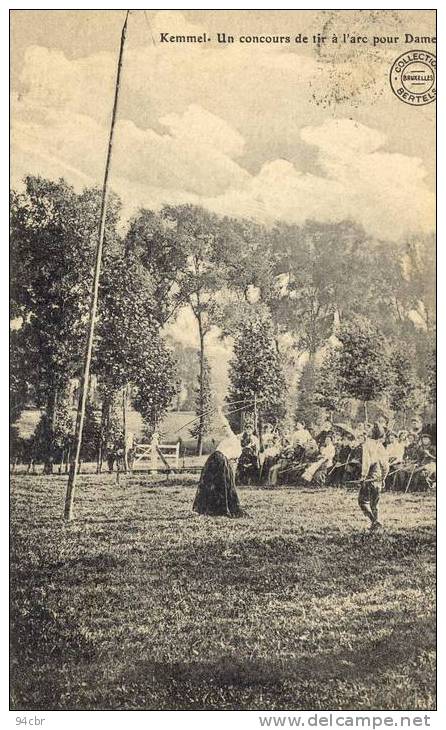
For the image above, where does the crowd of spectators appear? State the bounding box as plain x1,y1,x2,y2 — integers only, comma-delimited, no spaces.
236,415,436,492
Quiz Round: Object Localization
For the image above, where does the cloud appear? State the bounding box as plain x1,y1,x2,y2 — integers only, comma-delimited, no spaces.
203,120,435,239
300,119,434,237
20,45,116,120
12,96,250,200
301,118,385,155
12,28,434,241
160,104,245,158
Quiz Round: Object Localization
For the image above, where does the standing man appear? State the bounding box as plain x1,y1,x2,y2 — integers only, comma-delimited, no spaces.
358,422,389,531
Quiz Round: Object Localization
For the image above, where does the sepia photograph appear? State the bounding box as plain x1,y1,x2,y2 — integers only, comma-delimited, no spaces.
10,8,436,713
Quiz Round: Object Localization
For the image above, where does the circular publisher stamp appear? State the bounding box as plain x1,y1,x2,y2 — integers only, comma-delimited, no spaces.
390,50,436,106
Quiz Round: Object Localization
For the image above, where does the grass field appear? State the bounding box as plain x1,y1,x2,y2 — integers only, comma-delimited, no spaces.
10,474,436,711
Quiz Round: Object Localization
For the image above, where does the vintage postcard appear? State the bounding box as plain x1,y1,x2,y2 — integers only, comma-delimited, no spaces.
10,8,436,716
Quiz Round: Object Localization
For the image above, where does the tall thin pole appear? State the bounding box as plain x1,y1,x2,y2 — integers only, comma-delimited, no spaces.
64,10,130,521
122,383,129,473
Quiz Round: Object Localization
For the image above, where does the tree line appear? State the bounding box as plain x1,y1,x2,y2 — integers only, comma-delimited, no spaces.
10,175,435,470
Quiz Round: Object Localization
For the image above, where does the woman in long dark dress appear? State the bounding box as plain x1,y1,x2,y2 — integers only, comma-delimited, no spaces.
193,424,245,517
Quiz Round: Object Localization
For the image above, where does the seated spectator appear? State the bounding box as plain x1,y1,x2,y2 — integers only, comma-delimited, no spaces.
328,434,357,486
301,434,336,486
265,427,315,486
385,430,408,490
385,431,405,464
264,435,290,486
236,426,260,485
416,433,436,489
392,427,436,492
291,422,318,457
356,422,372,443
376,412,391,435
410,416,424,438
260,432,281,485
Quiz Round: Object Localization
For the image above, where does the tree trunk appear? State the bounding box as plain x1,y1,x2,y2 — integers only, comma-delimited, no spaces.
333,307,341,334
59,449,64,475
97,443,102,474
196,315,205,457
100,397,110,475
44,385,58,474
122,384,129,472
364,401,368,422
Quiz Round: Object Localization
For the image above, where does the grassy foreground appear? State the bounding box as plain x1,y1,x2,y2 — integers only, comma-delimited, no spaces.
10,474,436,711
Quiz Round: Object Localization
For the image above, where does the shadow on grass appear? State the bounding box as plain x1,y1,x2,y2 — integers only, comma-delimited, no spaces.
11,610,435,710
91,614,435,710
146,525,436,598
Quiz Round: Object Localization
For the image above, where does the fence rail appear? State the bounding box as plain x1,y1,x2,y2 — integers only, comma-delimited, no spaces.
133,442,180,469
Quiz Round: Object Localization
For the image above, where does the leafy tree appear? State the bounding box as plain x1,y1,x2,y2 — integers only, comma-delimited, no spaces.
426,340,436,409
403,234,436,331
124,209,189,326
158,205,222,454
214,217,274,302
295,359,323,429
313,353,343,416
268,219,419,366
331,316,390,421
95,251,177,457
32,396,73,473
295,350,344,428
10,329,33,423
104,393,124,450
270,220,375,354
387,342,423,417
10,176,436,465
228,307,286,437
383,336,436,424
299,327,433,427
10,176,121,470
126,204,223,453
132,352,177,436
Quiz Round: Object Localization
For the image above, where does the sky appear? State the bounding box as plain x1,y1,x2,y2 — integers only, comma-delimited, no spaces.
10,9,436,371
